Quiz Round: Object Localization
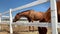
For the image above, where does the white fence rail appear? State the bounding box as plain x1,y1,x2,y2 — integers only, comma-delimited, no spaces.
2,0,49,15
0,22,60,28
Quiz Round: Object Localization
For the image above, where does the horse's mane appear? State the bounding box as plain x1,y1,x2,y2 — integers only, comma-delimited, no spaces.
43,8,51,22
45,8,50,13
17,10,34,15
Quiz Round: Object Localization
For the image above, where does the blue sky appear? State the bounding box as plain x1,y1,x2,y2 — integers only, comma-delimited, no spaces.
0,0,50,16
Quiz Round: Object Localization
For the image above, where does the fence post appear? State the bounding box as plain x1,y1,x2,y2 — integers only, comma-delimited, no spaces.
10,9,13,34
50,0,58,34
0,13,2,31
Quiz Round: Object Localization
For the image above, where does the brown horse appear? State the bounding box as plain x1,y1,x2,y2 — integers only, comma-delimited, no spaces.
13,10,47,34
13,1,60,34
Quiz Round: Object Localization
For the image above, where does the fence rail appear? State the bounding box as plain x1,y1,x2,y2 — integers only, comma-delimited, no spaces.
0,22,60,28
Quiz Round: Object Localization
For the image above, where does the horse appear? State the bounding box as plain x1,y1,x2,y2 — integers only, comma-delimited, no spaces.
57,1,60,22
13,10,48,34
13,1,60,34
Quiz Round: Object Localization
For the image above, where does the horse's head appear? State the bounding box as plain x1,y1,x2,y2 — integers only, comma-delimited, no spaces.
13,11,29,22
13,10,34,22
13,13,20,22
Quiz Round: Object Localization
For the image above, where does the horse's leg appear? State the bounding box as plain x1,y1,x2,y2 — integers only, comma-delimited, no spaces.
29,22,34,31
31,19,35,31
28,19,32,31
29,19,34,31
38,20,47,34
29,11,35,31
32,22,34,31
38,27,47,34
27,17,31,31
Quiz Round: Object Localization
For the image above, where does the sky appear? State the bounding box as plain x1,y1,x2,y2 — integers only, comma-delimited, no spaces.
0,0,50,16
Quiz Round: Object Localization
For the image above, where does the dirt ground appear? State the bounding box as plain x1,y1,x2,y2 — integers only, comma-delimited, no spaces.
0,24,60,34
